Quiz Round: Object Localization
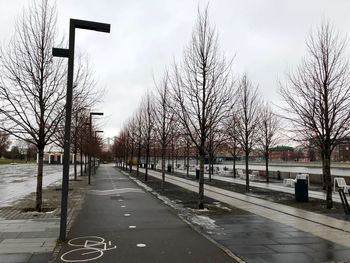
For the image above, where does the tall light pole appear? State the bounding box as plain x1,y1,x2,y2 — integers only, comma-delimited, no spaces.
89,112,103,184
53,19,110,241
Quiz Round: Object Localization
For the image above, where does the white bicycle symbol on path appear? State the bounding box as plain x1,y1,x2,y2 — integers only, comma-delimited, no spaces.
60,236,117,262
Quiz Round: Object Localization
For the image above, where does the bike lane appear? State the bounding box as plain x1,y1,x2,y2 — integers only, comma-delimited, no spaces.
55,165,235,263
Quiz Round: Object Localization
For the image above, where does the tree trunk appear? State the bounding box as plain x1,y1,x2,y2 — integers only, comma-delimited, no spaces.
208,152,212,182
136,144,141,176
145,144,149,181
324,151,333,209
233,154,236,178
161,144,165,191
322,152,326,190
171,141,174,174
74,150,77,181
245,151,249,191
186,140,189,177
265,151,269,183
129,143,134,173
198,151,205,209
36,148,44,212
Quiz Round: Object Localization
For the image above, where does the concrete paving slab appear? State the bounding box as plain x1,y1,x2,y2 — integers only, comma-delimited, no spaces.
0,253,31,263
244,252,315,263
27,253,52,263
267,244,314,253
1,238,55,244
0,233,20,239
17,231,58,238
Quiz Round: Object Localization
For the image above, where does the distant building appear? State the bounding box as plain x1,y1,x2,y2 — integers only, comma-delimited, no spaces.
35,146,86,164
269,146,295,162
333,137,350,162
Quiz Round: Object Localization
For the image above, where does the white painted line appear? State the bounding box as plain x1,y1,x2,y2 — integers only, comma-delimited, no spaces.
121,205,126,208
136,243,146,248
89,188,144,196
129,226,136,229
124,214,131,217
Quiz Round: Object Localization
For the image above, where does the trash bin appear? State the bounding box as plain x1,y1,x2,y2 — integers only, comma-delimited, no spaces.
196,169,200,179
295,179,308,202
167,165,172,173
277,170,281,180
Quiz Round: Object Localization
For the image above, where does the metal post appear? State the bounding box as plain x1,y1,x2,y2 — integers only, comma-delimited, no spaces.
53,18,110,241
59,20,75,242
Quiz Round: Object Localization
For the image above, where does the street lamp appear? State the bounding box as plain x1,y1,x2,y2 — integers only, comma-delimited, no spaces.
89,112,103,184
53,19,110,241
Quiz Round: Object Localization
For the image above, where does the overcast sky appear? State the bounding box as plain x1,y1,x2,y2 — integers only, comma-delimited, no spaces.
1,0,350,141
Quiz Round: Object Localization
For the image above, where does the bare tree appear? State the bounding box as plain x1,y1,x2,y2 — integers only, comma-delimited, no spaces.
127,118,137,174
53,55,102,148
257,102,280,183
280,22,350,209
225,112,239,178
153,73,175,190
0,0,65,211
0,132,11,158
133,108,143,177
207,126,226,181
140,93,154,181
236,74,261,191
171,8,233,209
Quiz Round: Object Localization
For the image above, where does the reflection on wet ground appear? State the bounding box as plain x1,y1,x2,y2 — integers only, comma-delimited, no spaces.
210,214,350,263
0,164,70,207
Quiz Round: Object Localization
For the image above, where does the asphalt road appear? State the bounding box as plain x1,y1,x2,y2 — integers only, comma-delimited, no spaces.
56,165,235,263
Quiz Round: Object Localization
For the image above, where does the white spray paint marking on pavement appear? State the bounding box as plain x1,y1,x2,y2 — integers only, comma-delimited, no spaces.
136,243,146,248
61,236,116,262
89,188,144,195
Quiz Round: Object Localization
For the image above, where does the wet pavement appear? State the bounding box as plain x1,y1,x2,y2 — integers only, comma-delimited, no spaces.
2,163,350,262
55,165,235,262
210,214,350,263
141,168,350,262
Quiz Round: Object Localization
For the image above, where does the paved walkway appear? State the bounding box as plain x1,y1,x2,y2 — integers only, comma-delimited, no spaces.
141,168,350,262
0,219,58,263
0,171,85,263
174,168,343,203
55,165,235,262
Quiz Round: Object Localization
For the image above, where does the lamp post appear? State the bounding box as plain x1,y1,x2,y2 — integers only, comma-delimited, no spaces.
94,130,104,172
53,19,110,241
89,112,103,184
